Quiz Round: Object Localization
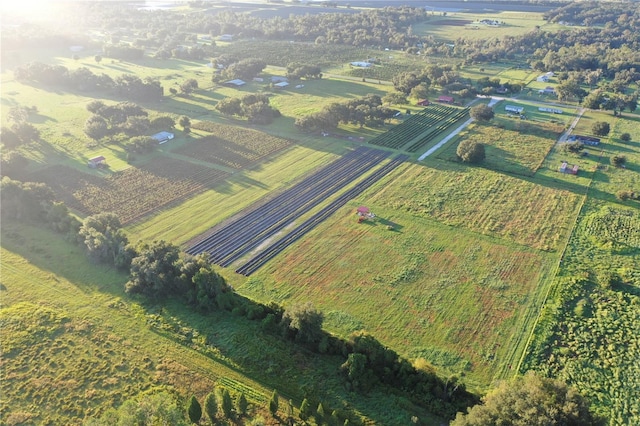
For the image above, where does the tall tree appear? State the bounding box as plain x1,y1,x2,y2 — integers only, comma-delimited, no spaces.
269,390,279,417
299,398,312,422
220,388,233,419
236,392,248,416
281,302,324,347
450,372,603,426
469,104,494,122
204,392,218,423
187,395,202,424
79,213,130,266
125,240,182,297
457,140,486,163
592,121,610,137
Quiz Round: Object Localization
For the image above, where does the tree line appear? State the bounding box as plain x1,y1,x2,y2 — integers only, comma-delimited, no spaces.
13,62,163,101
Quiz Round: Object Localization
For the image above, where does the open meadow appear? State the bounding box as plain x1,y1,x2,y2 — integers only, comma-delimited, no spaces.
1,221,445,425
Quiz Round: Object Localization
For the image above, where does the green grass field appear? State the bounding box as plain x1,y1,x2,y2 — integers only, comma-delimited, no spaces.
1,221,444,425
413,11,563,42
231,158,584,390
519,111,640,424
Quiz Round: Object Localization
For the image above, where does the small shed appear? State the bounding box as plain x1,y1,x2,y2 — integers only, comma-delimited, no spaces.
505,105,524,114
417,99,430,106
438,96,454,103
273,81,289,89
271,76,289,83
88,155,106,168
224,79,246,87
152,131,175,144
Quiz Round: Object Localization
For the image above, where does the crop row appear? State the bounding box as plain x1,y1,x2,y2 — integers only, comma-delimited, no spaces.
178,122,292,169
186,146,391,267
406,107,470,153
237,154,409,276
29,159,229,224
368,105,462,150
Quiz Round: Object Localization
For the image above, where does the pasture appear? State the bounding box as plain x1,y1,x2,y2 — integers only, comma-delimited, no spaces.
413,11,559,42
240,195,558,389
1,221,443,425
519,110,640,423
437,116,565,177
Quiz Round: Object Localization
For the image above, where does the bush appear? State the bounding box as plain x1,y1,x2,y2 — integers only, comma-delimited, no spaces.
611,155,626,167
620,133,631,142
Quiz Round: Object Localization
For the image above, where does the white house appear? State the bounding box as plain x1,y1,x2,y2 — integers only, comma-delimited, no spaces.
349,61,372,68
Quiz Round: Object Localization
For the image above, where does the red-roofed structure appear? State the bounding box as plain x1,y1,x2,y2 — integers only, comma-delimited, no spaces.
438,95,454,103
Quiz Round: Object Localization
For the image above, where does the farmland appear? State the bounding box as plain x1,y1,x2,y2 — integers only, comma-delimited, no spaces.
176,122,292,169
368,104,469,154
437,116,565,176
29,158,231,225
187,146,392,266
240,196,557,388
2,1,640,424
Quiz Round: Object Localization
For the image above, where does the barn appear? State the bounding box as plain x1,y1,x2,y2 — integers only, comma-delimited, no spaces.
438,96,454,104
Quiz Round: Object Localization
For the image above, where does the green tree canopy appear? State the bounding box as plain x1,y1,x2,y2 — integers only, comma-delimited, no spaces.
469,104,495,122
79,213,131,267
204,391,218,423
187,395,202,424
450,372,602,426
592,121,610,137
282,302,324,347
269,389,279,416
456,140,486,163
